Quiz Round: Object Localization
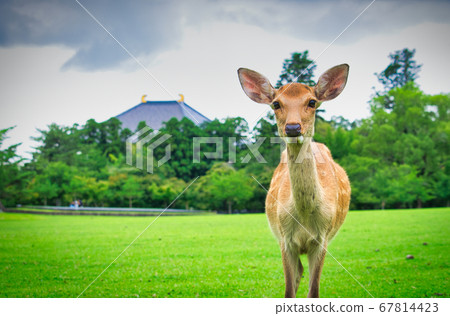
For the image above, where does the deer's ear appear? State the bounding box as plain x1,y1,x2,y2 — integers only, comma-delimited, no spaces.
315,64,349,101
238,68,275,104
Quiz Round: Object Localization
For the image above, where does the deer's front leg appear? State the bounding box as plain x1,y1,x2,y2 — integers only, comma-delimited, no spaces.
281,243,302,298
307,244,327,298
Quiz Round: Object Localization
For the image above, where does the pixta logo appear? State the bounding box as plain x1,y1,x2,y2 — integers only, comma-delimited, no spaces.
126,127,172,173
126,130,327,173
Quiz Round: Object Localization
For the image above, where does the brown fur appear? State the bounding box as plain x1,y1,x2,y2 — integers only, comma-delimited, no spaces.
266,144,350,245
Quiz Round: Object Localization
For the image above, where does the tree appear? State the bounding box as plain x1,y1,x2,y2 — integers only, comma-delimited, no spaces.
156,117,207,180
31,175,59,205
121,176,143,208
63,175,85,204
80,117,126,158
32,123,80,165
389,164,433,209
276,51,316,88
314,123,355,161
376,48,422,93
347,82,449,209
340,155,379,209
370,166,394,210
203,163,253,213
0,127,28,207
203,117,249,167
146,178,187,209
40,161,75,205
84,178,109,207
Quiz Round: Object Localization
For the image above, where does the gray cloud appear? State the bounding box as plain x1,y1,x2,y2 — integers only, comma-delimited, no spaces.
192,0,450,44
0,0,183,70
0,0,449,71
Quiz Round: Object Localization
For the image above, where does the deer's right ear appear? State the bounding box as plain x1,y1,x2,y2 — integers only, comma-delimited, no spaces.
238,68,275,104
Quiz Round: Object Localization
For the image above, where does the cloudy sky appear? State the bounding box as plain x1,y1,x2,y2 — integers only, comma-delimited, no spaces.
1,0,449,158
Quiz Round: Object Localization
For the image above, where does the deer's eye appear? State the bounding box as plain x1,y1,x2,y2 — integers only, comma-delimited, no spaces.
272,101,281,110
308,100,317,108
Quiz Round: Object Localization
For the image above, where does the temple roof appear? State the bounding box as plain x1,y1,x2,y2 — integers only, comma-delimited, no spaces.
116,99,210,131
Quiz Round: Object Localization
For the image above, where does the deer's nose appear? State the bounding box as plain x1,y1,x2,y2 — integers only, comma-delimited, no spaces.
285,123,301,137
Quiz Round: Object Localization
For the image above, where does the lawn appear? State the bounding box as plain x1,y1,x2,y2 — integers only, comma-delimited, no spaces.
0,208,448,298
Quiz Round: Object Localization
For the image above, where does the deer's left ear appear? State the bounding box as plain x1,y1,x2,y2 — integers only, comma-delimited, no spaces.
315,64,349,101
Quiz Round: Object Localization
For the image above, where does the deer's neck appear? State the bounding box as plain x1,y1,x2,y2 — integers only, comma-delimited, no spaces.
286,139,322,215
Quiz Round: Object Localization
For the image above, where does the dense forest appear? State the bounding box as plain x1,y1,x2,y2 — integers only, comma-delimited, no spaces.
0,49,448,212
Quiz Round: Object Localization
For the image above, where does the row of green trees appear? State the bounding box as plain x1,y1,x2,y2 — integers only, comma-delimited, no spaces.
0,117,257,212
0,48,448,211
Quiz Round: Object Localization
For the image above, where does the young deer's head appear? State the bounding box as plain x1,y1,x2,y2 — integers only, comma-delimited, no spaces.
238,64,349,142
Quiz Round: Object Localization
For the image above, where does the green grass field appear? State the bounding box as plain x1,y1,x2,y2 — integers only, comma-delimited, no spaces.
0,208,448,298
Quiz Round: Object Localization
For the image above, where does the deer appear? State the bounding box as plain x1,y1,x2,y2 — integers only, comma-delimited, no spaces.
238,64,351,298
